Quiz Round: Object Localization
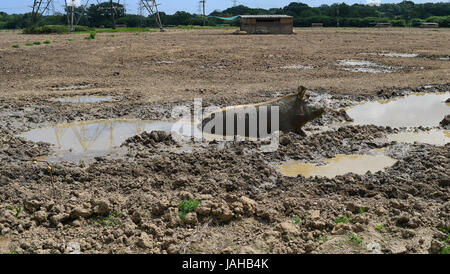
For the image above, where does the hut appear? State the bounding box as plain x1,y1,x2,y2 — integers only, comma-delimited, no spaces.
420,22,439,28
240,15,293,34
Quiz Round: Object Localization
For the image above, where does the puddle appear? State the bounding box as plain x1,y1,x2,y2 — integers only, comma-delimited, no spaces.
362,52,418,58
19,119,203,162
388,129,449,146
336,59,399,73
278,153,397,178
279,65,315,69
53,96,113,103
346,92,450,127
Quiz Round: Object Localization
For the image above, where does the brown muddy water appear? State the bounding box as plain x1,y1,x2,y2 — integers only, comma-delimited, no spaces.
388,129,450,146
53,96,113,103
278,152,397,179
18,119,202,162
336,60,400,73
346,92,450,127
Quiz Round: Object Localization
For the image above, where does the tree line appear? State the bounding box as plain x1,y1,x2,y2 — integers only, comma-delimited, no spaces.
1,1,449,30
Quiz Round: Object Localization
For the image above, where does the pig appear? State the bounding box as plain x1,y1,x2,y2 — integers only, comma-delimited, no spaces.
201,86,324,138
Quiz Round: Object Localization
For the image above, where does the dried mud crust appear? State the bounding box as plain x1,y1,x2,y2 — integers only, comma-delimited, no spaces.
0,116,448,254
1,28,450,102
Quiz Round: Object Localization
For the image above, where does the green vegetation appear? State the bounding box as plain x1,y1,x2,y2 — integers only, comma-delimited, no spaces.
1,2,449,31
376,225,384,231
292,217,302,225
438,226,450,254
12,44,19,48
6,205,22,218
334,216,348,224
32,41,41,45
349,234,363,246
178,200,199,220
91,211,123,227
25,43,33,46
43,40,51,44
316,236,328,243
84,31,96,40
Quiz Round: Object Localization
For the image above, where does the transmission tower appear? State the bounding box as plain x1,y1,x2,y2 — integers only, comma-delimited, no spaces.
138,0,144,27
199,0,206,26
31,0,54,25
95,0,122,28
141,0,164,32
65,1,90,33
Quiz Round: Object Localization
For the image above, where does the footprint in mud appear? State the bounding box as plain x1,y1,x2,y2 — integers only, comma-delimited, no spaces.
52,96,113,103
50,83,93,91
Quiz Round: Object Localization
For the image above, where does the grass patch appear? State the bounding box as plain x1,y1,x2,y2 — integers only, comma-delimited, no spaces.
6,205,22,218
12,44,19,48
24,25,68,34
334,216,348,224
25,43,34,46
84,31,96,40
375,225,384,231
292,217,302,224
43,40,51,44
75,27,158,34
91,211,123,227
178,199,199,220
172,25,236,30
438,226,450,254
316,236,328,243
33,41,41,45
349,233,363,246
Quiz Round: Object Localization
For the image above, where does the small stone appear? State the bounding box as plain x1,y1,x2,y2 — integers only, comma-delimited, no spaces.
183,212,198,225
69,207,91,219
136,232,153,249
367,242,382,254
65,242,81,254
33,211,48,223
279,136,291,146
280,221,298,235
308,210,320,219
93,200,110,215
430,239,444,254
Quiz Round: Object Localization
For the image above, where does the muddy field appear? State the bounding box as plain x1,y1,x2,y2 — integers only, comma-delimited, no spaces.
0,28,449,254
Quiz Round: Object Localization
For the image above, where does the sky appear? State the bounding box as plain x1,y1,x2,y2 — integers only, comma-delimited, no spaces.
0,1,447,15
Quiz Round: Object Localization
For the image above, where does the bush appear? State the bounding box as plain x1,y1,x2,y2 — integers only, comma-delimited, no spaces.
23,25,68,34
390,19,406,27
74,25,90,32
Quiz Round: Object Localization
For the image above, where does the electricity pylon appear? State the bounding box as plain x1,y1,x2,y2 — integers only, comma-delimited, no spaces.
141,0,164,32
65,0,90,33
31,0,54,25
199,0,205,26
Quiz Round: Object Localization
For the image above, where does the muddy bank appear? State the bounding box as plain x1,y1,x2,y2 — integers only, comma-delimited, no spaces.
0,122,448,254
0,84,449,254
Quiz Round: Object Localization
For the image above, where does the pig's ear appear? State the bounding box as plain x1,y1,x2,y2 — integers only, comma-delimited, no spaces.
297,86,307,101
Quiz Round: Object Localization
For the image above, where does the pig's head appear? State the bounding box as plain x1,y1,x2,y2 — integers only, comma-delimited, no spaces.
293,86,325,128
